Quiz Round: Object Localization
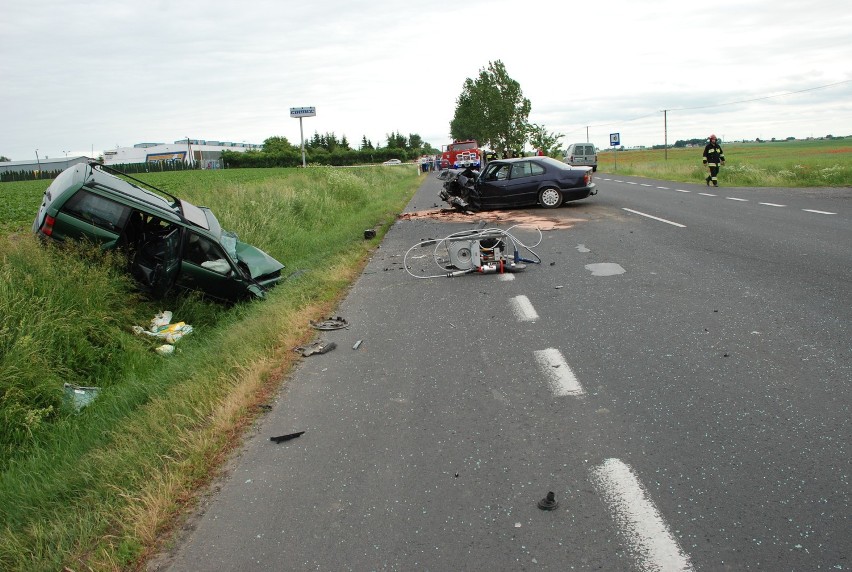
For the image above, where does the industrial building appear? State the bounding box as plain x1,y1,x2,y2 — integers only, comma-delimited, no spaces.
0,156,89,180
103,139,262,168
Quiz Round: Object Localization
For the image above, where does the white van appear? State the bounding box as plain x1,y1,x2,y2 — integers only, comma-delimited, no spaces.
564,143,598,172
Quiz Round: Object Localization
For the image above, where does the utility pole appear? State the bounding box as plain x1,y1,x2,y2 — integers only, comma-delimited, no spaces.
35,149,41,179
663,110,668,161
586,125,590,143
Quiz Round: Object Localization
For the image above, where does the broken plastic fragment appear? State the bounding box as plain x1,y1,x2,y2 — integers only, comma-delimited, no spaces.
63,383,100,411
293,341,337,357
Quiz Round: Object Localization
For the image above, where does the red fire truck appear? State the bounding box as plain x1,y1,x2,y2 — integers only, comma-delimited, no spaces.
441,140,482,170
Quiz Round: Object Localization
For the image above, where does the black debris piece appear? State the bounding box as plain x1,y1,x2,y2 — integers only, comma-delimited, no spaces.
364,229,377,239
270,431,305,443
538,491,559,511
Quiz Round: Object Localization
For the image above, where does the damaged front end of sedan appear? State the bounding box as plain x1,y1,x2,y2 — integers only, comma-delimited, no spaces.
437,167,481,212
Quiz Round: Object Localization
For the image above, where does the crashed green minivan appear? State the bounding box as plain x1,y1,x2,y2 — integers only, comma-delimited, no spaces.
32,161,284,303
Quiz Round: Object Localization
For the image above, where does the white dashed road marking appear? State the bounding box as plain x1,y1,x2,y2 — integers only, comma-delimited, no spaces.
591,459,695,572
533,348,585,397
622,208,686,228
803,209,837,215
726,197,748,202
759,202,786,207
510,295,538,321
674,189,690,193
698,192,717,197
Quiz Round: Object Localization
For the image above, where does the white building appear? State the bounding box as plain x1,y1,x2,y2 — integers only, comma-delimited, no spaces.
102,139,262,168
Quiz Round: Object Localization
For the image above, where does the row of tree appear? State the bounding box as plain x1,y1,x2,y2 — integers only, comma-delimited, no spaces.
221,131,440,168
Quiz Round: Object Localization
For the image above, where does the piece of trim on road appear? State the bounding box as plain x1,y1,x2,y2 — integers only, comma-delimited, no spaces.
591,458,695,572
622,208,686,228
510,295,538,322
533,348,585,397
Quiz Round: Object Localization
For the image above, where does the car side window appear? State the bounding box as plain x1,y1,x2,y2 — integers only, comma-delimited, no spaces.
62,188,131,232
510,162,533,179
530,162,546,176
485,164,510,181
183,231,232,275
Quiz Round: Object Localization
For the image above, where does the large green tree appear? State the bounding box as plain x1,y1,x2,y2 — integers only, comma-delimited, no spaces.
262,136,296,153
449,60,531,157
529,123,564,157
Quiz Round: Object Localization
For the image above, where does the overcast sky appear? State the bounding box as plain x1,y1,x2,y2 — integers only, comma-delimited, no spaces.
2,0,851,161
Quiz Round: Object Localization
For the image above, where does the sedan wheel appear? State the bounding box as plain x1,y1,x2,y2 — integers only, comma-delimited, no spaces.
538,187,563,208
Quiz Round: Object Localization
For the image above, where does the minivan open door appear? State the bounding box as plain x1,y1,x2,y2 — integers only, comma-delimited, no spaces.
131,226,181,297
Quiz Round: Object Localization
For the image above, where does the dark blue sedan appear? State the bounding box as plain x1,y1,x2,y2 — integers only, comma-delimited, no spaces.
439,157,597,211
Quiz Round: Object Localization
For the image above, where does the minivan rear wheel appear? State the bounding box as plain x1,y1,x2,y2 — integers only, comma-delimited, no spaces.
539,187,562,208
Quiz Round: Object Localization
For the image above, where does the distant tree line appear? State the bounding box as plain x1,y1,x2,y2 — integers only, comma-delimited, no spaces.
222,132,439,168
0,169,64,182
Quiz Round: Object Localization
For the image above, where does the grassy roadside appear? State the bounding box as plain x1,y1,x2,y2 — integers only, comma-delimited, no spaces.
596,138,852,187
0,165,422,571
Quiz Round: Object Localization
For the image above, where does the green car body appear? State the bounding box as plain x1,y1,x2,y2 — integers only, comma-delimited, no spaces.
32,162,284,303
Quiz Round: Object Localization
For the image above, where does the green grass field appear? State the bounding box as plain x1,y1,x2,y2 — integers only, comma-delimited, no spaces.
597,138,852,187
0,164,422,571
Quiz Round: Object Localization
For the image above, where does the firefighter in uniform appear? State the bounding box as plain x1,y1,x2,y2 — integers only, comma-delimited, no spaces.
702,134,726,186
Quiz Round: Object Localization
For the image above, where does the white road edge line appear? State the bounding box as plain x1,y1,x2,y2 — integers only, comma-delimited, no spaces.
533,348,585,397
622,208,686,228
759,202,786,207
803,209,837,215
510,295,538,322
591,458,695,572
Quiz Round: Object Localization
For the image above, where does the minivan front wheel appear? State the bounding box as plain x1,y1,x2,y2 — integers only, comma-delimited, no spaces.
539,187,563,208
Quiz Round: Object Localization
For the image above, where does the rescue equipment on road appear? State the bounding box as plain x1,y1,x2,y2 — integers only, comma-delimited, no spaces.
404,225,542,279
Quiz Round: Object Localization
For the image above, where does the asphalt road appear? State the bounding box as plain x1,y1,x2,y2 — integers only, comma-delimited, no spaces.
161,172,850,571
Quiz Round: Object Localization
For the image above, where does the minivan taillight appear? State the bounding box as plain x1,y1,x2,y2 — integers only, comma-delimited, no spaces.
41,215,55,236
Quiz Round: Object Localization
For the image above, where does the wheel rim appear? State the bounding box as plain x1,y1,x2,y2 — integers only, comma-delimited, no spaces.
540,188,560,207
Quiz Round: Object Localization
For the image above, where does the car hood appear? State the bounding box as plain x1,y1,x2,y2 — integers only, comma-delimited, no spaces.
234,241,285,278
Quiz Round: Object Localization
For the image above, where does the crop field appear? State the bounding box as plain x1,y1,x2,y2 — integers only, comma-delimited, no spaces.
597,137,852,187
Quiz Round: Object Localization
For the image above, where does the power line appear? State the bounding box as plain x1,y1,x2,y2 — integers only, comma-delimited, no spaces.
665,78,852,112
